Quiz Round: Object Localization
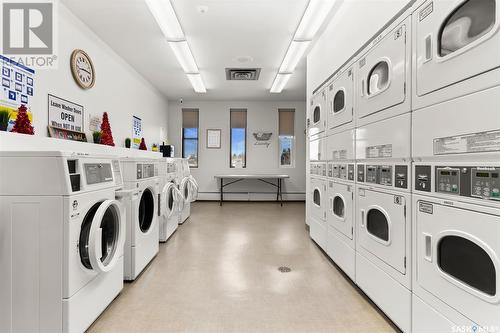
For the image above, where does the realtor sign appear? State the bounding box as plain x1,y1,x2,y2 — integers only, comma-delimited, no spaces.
48,94,83,132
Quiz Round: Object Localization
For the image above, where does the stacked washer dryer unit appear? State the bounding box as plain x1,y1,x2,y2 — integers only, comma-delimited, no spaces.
411,0,500,331
325,58,357,280
0,151,126,333
120,155,160,280
355,6,413,332
178,158,199,224
308,87,328,250
158,158,183,242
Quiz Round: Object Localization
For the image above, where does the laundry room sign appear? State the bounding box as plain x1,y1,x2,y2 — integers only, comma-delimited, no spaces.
48,94,84,132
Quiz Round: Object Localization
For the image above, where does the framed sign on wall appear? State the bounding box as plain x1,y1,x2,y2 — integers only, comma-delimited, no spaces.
48,94,84,133
207,129,221,149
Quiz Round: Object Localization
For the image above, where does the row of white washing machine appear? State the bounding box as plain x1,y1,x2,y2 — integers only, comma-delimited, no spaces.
307,0,500,332
0,148,198,333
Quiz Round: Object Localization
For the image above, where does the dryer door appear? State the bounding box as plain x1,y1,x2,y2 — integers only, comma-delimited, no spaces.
188,176,199,202
415,0,500,97
81,200,125,273
161,182,177,219
310,178,327,222
309,89,327,137
357,20,408,120
180,177,192,202
138,187,155,234
415,200,500,327
358,189,407,274
328,182,354,239
328,67,354,131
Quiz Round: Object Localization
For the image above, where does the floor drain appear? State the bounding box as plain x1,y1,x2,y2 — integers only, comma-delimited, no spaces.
278,266,291,273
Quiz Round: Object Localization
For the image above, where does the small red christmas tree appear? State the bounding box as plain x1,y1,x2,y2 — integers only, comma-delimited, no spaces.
11,104,34,135
139,138,147,150
100,112,115,146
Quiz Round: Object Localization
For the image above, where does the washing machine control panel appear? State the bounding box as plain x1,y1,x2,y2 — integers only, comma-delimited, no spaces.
348,164,355,181
436,168,460,195
379,166,392,186
366,165,378,183
357,164,365,182
358,164,408,189
137,163,156,179
310,163,327,177
330,164,355,181
471,168,500,200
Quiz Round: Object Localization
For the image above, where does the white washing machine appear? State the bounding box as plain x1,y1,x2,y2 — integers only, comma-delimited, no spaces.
356,6,412,127
177,158,199,224
327,59,356,136
309,161,328,251
308,87,327,139
326,129,356,280
355,113,412,332
411,0,500,110
412,161,500,332
120,157,160,280
158,158,183,242
0,151,125,333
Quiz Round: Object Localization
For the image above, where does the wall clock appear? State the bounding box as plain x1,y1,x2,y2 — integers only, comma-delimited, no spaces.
70,49,95,89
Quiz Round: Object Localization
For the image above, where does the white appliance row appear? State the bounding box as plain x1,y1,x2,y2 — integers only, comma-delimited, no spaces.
0,148,198,333
307,0,500,332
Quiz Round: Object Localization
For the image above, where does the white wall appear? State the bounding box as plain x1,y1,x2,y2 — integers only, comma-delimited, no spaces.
168,101,307,201
3,4,169,149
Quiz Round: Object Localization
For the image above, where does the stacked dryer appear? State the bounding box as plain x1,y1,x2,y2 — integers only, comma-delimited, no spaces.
411,0,500,331
354,6,413,332
158,157,183,242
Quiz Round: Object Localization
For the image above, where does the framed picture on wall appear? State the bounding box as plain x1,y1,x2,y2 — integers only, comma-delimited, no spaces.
207,129,221,149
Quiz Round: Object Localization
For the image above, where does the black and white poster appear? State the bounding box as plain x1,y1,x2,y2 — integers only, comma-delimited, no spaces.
48,94,84,132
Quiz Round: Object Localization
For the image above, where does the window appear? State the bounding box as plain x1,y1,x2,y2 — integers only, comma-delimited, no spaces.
230,109,247,168
279,109,295,167
182,109,199,168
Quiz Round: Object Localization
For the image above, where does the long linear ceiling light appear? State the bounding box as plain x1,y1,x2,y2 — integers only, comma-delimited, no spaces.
271,0,337,93
145,0,206,93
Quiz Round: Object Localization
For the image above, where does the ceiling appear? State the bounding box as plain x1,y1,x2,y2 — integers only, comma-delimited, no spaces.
62,0,316,102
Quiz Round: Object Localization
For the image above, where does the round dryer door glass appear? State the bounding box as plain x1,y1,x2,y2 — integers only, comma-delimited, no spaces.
439,0,496,57
138,188,155,233
438,235,496,296
333,90,345,113
367,61,390,95
168,187,175,211
366,209,389,242
333,196,345,218
313,189,321,206
313,106,321,123
79,202,120,270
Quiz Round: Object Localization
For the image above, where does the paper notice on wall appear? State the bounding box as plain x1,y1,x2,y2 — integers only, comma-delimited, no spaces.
434,130,500,155
48,94,84,132
332,149,347,160
366,144,392,158
132,116,142,149
88,115,101,132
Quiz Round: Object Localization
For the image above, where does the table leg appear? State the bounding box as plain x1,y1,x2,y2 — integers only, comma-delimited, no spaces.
276,178,280,202
220,178,223,206
279,179,283,207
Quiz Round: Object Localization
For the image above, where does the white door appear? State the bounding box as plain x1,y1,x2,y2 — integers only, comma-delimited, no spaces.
357,20,408,120
137,187,156,235
309,89,327,137
415,200,500,327
161,182,180,219
328,66,354,131
415,0,500,97
310,178,327,222
80,200,125,273
328,182,354,239
357,189,407,274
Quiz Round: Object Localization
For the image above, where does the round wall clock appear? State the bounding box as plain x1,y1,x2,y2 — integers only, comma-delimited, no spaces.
70,49,95,89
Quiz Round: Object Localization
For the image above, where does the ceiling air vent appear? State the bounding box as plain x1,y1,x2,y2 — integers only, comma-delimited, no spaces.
225,68,261,81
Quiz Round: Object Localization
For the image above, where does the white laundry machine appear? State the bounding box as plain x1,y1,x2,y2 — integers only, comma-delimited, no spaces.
177,158,199,224
412,161,500,332
355,6,412,127
308,87,327,139
309,161,328,251
120,157,160,280
158,158,183,242
355,113,412,332
326,59,356,136
411,0,500,110
0,151,126,333
325,129,356,280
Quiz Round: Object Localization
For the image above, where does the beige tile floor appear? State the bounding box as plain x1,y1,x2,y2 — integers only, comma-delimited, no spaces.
88,202,398,333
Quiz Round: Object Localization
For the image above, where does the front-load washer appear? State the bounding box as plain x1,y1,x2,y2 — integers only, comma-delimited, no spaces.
356,6,412,127
325,129,356,280
158,158,183,242
120,157,160,281
0,151,125,333
411,0,500,110
309,161,328,251
412,161,500,332
178,158,199,224
308,87,327,139
327,60,356,136
355,113,412,332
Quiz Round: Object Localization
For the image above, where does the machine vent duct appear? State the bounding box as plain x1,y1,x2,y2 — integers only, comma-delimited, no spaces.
225,68,261,81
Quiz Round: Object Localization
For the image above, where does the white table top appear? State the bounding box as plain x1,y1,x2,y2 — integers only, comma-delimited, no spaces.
214,174,290,179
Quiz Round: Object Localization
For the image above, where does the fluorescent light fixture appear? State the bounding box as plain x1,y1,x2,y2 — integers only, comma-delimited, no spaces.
145,0,185,41
168,41,199,73
270,74,292,93
187,74,207,93
279,40,311,73
295,0,338,40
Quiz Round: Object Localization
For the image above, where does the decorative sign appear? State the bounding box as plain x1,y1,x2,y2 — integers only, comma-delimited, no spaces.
207,129,221,149
252,131,273,148
1,54,35,131
48,126,87,142
132,115,142,149
48,94,84,132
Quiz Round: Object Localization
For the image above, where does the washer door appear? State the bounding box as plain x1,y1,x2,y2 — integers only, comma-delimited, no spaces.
180,177,192,202
415,200,500,327
357,189,407,274
161,182,178,219
328,182,353,239
138,188,155,233
80,200,125,273
327,67,354,131
188,176,199,202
